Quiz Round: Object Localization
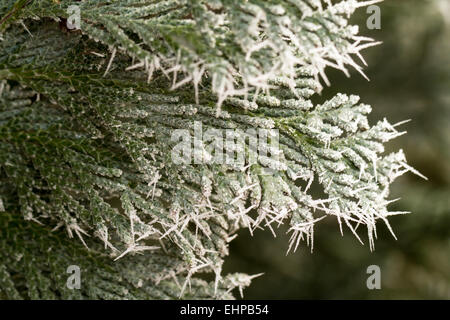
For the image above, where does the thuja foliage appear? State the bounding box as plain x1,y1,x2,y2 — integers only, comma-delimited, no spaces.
0,0,424,299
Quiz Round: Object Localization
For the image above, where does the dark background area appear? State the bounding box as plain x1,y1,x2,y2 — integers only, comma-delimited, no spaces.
225,0,450,299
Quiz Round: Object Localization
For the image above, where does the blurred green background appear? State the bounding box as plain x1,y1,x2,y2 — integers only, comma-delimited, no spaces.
224,0,450,299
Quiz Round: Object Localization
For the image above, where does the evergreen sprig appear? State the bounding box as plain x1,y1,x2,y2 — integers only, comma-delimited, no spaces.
0,0,423,299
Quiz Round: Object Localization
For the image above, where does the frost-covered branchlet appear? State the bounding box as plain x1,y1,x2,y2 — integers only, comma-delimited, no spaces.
0,0,422,299
2,0,382,106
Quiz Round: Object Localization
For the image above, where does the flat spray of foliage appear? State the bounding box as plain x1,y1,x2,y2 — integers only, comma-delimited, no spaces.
0,0,424,299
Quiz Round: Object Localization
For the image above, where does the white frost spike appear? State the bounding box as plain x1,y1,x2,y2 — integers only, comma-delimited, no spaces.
146,171,161,200
287,216,325,254
65,223,90,250
103,47,116,77
113,244,159,261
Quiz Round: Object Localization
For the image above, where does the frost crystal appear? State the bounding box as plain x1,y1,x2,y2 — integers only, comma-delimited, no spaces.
0,0,423,300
